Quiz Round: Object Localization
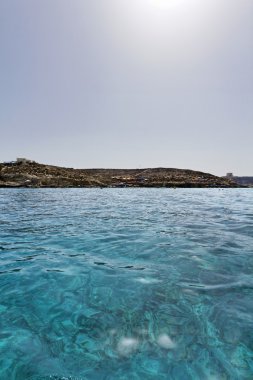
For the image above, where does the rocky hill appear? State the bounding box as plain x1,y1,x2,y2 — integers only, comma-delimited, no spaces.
0,161,238,188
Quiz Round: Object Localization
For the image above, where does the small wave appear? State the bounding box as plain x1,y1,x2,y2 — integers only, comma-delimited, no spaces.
135,278,161,284
181,280,253,291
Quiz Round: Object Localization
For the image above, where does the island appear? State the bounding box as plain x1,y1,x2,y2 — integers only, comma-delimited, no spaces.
0,159,240,188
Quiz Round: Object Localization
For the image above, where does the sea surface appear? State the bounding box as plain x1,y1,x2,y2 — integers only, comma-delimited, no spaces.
0,189,253,380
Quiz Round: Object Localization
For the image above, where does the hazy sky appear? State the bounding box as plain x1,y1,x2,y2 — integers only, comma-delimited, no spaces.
0,0,252,175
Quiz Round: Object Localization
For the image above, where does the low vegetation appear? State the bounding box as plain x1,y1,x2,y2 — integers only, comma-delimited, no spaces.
0,161,238,188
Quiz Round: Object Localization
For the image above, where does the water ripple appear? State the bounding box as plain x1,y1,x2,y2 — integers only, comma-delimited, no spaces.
0,188,253,379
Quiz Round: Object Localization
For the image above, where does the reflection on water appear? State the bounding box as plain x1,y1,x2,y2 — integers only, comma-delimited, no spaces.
0,188,253,379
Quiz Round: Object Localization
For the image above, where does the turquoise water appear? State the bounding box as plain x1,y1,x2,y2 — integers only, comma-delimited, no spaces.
0,189,253,380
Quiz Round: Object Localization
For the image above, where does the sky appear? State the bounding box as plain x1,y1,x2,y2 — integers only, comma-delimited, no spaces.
0,0,252,175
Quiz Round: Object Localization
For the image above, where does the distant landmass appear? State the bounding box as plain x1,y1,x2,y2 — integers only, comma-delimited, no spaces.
229,177,253,187
0,159,240,188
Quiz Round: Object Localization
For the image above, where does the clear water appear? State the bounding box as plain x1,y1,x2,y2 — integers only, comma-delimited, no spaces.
0,189,253,380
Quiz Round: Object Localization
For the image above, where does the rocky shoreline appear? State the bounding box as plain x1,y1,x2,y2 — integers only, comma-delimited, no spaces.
0,161,239,188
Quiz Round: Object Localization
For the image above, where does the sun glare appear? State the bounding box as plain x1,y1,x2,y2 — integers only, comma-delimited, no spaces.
150,0,183,9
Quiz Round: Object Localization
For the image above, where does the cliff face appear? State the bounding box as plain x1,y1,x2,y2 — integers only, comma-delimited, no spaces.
0,161,238,188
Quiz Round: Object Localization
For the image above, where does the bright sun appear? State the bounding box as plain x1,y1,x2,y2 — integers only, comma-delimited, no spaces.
150,0,183,9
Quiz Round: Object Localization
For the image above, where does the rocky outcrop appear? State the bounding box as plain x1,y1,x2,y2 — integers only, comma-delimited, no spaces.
0,161,239,188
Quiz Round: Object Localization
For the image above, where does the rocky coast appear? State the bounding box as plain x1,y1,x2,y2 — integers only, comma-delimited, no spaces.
0,160,238,188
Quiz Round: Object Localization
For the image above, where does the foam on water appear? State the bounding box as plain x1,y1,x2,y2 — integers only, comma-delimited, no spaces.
0,188,253,379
